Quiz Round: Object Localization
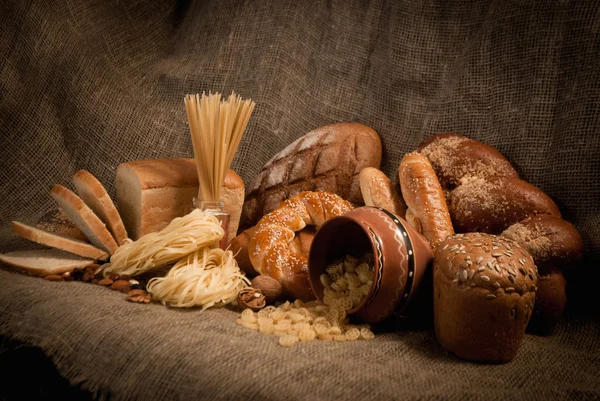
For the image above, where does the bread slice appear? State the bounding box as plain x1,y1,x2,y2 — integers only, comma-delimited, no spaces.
50,184,118,254
0,249,96,277
36,208,89,242
12,221,108,261
73,170,129,245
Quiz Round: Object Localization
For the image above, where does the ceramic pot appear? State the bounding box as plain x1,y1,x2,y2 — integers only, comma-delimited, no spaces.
308,206,434,323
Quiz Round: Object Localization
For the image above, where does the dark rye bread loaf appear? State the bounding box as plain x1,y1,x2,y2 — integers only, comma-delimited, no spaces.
242,123,381,226
434,233,538,363
449,175,561,234
501,214,583,274
418,133,518,189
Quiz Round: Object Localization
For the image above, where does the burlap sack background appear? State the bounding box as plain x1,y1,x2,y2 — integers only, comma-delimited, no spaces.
1,0,599,399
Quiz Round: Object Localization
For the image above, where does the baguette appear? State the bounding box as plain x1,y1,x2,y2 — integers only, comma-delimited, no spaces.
399,153,454,250
359,167,407,218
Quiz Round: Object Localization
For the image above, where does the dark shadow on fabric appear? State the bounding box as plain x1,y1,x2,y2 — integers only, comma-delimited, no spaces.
0,336,93,401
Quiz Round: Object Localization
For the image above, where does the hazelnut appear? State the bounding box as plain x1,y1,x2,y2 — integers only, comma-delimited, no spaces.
251,275,283,303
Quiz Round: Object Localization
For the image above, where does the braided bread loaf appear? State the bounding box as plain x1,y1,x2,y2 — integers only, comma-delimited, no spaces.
417,133,582,271
248,191,353,301
418,133,583,331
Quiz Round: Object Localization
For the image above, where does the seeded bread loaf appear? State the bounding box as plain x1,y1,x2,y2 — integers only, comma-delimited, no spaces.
115,158,244,242
242,122,381,226
433,233,537,363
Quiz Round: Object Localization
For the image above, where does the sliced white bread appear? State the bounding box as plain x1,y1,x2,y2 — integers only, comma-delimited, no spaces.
116,158,244,242
0,249,96,277
50,184,118,254
12,221,108,261
73,170,129,245
36,208,89,242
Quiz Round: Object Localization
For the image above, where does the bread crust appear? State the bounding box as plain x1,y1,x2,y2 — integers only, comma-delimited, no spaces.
0,249,95,277
434,233,537,363
359,167,406,218
449,176,561,234
12,221,108,261
418,133,518,189
399,153,454,250
116,158,244,242
73,170,129,246
50,184,118,254
242,122,381,226
248,191,353,301
501,215,583,273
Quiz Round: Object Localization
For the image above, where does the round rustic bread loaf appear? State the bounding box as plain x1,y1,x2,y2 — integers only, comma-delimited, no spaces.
433,233,537,363
241,122,381,226
528,267,567,335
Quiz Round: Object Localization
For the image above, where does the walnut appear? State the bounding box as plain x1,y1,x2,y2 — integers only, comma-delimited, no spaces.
126,289,151,303
237,288,266,310
250,275,283,303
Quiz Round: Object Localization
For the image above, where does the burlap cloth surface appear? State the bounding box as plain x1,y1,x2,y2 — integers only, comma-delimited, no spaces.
1,0,599,399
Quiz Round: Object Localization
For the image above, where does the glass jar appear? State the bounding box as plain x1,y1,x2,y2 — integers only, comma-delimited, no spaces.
196,199,230,250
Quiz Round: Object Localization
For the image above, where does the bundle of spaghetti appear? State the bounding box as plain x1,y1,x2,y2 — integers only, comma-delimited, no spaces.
147,247,250,309
99,209,224,277
184,91,255,202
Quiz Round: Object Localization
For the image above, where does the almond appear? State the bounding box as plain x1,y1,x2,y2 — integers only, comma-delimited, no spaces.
98,278,114,286
44,274,64,281
110,280,130,293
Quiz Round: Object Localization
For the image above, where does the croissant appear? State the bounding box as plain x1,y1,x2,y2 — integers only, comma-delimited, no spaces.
247,191,353,301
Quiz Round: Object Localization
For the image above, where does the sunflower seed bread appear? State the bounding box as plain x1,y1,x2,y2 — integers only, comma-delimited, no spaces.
241,122,381,226
433,232,538,363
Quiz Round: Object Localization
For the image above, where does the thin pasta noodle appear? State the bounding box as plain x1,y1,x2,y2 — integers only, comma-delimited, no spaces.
184,92,255,202
100,209,224,277
147,247,250,309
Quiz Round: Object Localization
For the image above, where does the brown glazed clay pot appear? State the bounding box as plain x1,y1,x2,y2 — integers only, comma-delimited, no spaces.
308,206,434,323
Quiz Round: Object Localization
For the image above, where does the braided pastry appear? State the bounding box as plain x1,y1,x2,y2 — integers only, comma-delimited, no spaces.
248,191,353,301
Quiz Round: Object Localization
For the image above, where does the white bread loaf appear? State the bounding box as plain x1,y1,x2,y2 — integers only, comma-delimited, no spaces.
50,184,118,254
11,221,108,261
73,170,129,245
115,158,244,242
0,249,96,277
